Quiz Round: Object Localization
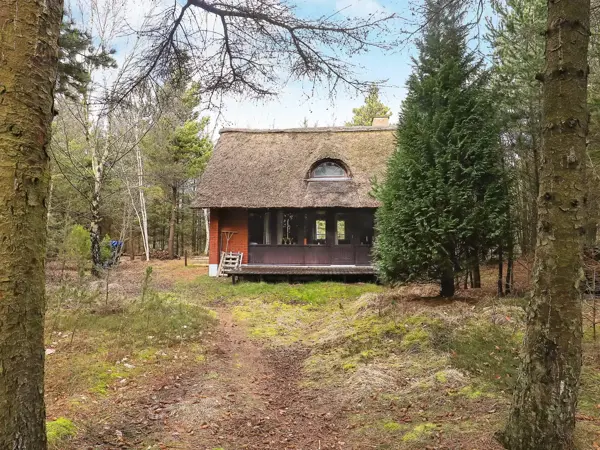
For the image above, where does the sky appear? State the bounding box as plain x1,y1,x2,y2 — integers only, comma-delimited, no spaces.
214,0,416,129
68,0,493,133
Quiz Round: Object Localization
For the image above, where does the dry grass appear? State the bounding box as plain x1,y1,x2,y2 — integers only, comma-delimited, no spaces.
230,262,600,449
43,259,600,449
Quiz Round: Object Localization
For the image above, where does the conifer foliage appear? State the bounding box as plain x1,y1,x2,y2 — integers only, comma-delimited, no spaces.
374,0,508,297
346,84,392,126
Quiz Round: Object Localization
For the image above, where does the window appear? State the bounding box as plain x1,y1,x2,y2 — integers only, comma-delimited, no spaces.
335,213,351,244
249,211,270,244
337,220,346,241
316,219,327,241
310,160,348,179
278,211,301,245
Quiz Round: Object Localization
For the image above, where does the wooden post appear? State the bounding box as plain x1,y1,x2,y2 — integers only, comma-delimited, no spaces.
184,250,188,267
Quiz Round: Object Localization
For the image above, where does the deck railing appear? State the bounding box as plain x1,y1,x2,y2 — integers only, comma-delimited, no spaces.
248,244,372,266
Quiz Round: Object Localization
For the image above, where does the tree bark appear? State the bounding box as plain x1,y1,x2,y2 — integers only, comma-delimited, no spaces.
90,187,103,276
470,251,481,288
168,184,177,259
135,137,150,261
191,208,197,255
498,245,504,297
0,1,63,448
506,243,514,295
499,1,590,448
439,258,455,298
129,222,135,261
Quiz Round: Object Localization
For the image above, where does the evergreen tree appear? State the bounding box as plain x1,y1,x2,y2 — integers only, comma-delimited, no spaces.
57,17,116,99
346,84,392,126
487,0,546,255
144,81,213,259
374,0,508,297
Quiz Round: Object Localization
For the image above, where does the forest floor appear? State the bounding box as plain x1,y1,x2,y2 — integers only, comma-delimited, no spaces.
44,259,600,450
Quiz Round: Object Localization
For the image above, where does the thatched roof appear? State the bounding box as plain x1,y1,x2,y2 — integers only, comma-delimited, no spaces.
193,126,396,209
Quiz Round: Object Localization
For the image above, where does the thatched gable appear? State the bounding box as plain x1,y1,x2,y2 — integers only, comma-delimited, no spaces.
193,126,396,209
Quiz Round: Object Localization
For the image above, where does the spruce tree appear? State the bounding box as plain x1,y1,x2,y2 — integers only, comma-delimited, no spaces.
374,0,508,296
346,84,392,126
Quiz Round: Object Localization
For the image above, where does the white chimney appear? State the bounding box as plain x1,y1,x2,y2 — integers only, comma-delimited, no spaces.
371,117,390,127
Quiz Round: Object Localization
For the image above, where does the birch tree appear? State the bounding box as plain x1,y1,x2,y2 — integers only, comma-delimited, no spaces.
51,0,157,275
0,1,63,448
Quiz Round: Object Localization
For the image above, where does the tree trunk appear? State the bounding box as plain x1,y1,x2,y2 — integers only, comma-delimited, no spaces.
497,245,504,297
0,1,63,448
499,1,590,448
203,208,210,255
129,222,135,261
135,142,150,261
191,208,197,255
90,188,103,276
178,187,184,256
506,243,514,295
168,185,177,259
528,100,541,255
439,259,455,298
470,251,481,288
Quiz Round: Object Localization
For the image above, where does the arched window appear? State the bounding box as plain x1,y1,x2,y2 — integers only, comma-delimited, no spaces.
309,160,349,179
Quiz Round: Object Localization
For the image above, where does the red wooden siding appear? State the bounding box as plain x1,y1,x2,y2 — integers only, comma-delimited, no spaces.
209,208,249,265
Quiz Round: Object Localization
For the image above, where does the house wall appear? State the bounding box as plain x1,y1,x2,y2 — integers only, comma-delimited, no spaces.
208,208,249,276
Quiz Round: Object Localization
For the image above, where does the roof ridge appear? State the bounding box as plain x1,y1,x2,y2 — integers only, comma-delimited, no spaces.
220,126,396,134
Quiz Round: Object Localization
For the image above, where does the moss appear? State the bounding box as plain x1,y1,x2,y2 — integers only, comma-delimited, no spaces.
382,421,402,432
401,328,431,351
434,371,448,383
88,363,128,396
136,348,157,361
343,361,357,371
47,417,76,447
232,300,320,344
359,349,377,360
180,278,382,306
448,320,521,391
459,385,483,399
401,422,437,442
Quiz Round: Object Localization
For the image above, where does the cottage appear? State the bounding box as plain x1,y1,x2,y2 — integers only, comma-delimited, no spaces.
193,121,396,278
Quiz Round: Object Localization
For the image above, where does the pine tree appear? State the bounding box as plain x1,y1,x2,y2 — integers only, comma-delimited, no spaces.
499,0,591,447
144,81,213,259
374,0,508,297
57,17,116,99
0,1,63,448
346,84,392,126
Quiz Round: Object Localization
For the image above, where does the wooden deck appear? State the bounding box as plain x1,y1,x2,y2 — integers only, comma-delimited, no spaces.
225,264,375,276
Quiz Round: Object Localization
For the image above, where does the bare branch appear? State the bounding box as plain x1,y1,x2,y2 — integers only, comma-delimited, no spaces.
120,0,398,104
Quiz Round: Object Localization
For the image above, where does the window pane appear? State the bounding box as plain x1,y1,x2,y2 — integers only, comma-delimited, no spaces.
337,220,346,240
281,212,300,245
312,161,346,178
316,219,326,241
248,212,265,244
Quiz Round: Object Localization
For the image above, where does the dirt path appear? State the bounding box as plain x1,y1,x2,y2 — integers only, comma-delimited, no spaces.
152,308,347,450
